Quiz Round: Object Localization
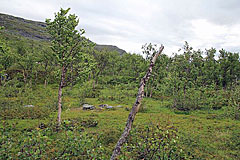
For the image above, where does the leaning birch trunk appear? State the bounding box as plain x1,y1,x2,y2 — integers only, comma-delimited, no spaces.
110,45,164,160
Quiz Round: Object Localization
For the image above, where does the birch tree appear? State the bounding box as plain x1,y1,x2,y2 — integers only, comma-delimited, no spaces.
46,8,94,125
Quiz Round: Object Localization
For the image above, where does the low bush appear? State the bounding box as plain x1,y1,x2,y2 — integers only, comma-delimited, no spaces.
98,87,136,104
0,106,51,120
172,87,229,111
224,86,240,120
120,124,188,159
138,100,149,113
0,121,106,160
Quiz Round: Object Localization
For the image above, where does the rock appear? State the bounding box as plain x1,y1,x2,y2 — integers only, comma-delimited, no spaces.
125,107,130,111
99,104,108,108
106,106,114,109
82,104,95,110
24,105,35,107
38,123,47,129
116,105,123,108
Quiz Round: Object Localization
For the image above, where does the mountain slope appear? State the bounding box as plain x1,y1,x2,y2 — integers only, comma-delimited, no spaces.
0,13,126,54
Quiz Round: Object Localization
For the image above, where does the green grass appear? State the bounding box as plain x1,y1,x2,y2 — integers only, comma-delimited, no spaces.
1,86,240,159
63,98,240,159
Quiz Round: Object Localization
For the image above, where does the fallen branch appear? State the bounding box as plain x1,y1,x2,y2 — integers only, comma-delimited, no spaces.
110,44,164,160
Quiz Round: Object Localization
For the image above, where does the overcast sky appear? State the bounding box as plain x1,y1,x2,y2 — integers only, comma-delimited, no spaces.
1,0,240,55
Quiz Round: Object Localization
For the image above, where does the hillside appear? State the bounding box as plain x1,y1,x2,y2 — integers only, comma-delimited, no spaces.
0,13,126,54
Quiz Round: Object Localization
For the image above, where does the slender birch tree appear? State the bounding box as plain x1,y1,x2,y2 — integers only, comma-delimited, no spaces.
46,8,93,125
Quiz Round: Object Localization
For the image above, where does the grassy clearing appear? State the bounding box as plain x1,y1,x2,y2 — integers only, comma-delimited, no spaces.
1,86,239,159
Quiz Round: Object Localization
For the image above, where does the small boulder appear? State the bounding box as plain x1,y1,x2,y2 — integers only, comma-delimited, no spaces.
24,105,35,108
125,107,130,111
99,104,108,108
83,104,95,110
116,105,123,108
106,106,114,109
38,123,47,129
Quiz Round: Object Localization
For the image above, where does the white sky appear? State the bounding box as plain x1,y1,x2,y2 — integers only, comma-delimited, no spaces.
1,0,240,55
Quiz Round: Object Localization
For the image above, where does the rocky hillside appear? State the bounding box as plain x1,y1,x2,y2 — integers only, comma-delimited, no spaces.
0,13,126,54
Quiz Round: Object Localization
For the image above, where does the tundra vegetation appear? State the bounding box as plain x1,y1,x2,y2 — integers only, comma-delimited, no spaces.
0,8,240,159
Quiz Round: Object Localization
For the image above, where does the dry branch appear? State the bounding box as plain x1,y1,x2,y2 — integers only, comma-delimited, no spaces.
110,44,164,160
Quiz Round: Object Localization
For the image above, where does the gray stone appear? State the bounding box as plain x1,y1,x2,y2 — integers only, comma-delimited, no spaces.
98,104,108,108
24,105,35,107
83,104,95,110
125,107,130,111
116,105,123,108
106,106,114,109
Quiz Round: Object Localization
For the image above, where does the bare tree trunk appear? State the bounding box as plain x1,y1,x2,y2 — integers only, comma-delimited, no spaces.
29,71,32,88
44,79,47,88
149,80,154,98
92,71,96,89
145,84,148,97
70,62,73,90
150,75,157,98
23,70,27,84
44,64,48,88
93,70,100,89
93,79,95,89
110,45,164,160
150,87,153,98
0,74,2,86
57,66,66,126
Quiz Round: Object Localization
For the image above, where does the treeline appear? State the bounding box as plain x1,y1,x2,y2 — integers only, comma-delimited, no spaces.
145,43,240,115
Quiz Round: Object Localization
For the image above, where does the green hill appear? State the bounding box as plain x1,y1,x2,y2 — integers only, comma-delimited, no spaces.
0,12,126,54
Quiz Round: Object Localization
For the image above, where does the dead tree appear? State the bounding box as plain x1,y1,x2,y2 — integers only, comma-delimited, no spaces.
110,45,164,160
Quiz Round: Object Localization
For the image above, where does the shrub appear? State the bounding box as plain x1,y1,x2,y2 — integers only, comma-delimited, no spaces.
65,81,100,106
172,88,202,111
99,129,121,146
138,100,149,113
0,106,51,120
120,124,187,159
0,121,106,159
59,118,99,131
98,87,136,104
224,86,240,120
0,78,23,98
172,87,229,111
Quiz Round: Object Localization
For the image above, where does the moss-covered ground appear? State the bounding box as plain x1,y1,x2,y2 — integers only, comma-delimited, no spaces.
1,86,239,159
